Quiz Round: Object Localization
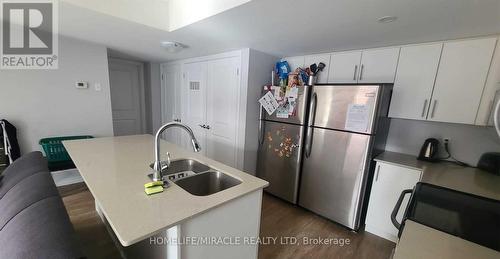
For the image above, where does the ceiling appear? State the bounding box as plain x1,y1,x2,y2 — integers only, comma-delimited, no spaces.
59,0,500,62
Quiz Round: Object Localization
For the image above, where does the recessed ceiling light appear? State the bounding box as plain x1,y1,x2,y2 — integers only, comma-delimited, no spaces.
160,41,186,53
378,16,397,23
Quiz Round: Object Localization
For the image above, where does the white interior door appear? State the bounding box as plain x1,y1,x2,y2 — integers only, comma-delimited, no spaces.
109,59,145,136
206,57,240,167
328,50,362,83
358,47,400,83
389,43,443,120
183,62,207,155
428,37,497,124
162,63,183,145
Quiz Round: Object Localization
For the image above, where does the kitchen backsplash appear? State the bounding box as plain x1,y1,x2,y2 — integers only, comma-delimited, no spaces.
385,118,500,166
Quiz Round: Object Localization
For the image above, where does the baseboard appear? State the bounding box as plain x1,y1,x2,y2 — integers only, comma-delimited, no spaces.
365,224,398,243
51,168,84,187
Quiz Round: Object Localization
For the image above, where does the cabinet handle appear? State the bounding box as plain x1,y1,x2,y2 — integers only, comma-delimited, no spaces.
421,99,428,118
375,165,380,181
205,125,211,130
353,65,358,81
198,124,206,129
359,64,364,81
430,100,438,118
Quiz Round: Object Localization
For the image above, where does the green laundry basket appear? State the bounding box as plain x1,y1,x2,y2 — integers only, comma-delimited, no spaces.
39,135,93,165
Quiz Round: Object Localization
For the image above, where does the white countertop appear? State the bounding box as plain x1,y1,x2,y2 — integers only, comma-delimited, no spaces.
374,151,500,200
393,220,500,259
63,135,268,246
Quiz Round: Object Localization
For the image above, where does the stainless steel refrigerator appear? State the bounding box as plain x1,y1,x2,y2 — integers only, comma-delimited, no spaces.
299,84,392,230
256,84,311,204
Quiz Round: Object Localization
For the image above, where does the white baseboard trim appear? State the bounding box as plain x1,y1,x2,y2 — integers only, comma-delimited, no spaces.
51,168,84,187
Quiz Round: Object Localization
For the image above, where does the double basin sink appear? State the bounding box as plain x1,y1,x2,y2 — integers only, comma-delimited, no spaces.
149,159,241,196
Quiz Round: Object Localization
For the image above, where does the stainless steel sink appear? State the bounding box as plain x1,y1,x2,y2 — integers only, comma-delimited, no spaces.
149,159,211,175
174,171,242,196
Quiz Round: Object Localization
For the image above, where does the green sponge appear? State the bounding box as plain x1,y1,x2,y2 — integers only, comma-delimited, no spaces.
145,185,164,195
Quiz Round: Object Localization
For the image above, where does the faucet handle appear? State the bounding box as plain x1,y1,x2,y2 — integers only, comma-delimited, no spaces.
165,152,171,168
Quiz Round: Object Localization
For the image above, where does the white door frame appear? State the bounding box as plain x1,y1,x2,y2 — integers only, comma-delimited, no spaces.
109,58,147,134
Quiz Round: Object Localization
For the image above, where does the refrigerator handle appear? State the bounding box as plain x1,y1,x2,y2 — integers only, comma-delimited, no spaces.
258,104,264,145
305,92,317,158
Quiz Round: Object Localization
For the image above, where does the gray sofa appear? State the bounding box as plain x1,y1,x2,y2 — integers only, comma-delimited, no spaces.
0,151,83,259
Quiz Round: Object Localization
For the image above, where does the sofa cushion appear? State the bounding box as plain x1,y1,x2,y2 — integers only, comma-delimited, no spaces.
0,151,48,199
0,171,58,230
0,197,83,259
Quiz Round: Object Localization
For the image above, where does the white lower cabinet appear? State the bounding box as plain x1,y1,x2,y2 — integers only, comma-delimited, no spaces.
365,162,422,242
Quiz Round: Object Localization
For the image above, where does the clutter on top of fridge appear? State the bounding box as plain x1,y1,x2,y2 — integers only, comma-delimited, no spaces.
259,60,327,117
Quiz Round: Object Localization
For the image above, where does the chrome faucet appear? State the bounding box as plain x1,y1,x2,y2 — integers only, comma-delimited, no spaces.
152,122,201,181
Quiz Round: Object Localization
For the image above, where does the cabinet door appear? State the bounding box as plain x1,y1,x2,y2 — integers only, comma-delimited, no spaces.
328,50,361,83
304,54,331,83
365,162,421,242
183,62,207,155
358,47,400,83
162,63,183,146
282,56,305,72
388,43,443,120
206,57,240,167
429,38,497,124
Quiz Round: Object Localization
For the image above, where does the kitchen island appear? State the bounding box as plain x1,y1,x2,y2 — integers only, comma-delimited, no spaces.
63,135,268,259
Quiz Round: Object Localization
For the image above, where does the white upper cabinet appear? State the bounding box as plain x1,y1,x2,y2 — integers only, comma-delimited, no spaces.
358,47,400,83
389,43,443,120
328,50,362,83
304,54,331,83
283,56,305,72
328,48,399,84
475,38,500,126
428,37,497,124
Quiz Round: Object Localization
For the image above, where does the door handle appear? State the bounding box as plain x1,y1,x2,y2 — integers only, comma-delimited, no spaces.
198,124,206,129
421,99,428,118
258,105,264,144
375,165,381,181
205,125,211,130
391,189,413,230
430,100,438,118
359,64,364,81
353,65,358,81
305,92,317,158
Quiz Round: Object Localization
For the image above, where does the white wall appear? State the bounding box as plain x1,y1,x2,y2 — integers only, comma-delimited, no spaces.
0,36,114,153
144,62,162,134
241,49,278,174
385,119,500,165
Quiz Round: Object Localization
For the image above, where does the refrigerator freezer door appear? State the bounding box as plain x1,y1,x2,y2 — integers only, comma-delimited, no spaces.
312,85,380,134
262,84,311,125
257,120,304,204
299,127,372,230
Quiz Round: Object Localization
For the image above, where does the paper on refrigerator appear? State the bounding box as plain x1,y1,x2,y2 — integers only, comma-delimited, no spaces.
259,91,280,115
345,104,370,132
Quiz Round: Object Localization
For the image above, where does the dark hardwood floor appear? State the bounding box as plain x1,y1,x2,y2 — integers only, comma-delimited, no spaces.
59,183,394,259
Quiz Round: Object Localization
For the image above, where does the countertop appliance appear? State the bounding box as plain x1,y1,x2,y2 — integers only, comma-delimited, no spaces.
299,84,392,230
257,84,392,230
417,138,440,162
257,84,311,204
